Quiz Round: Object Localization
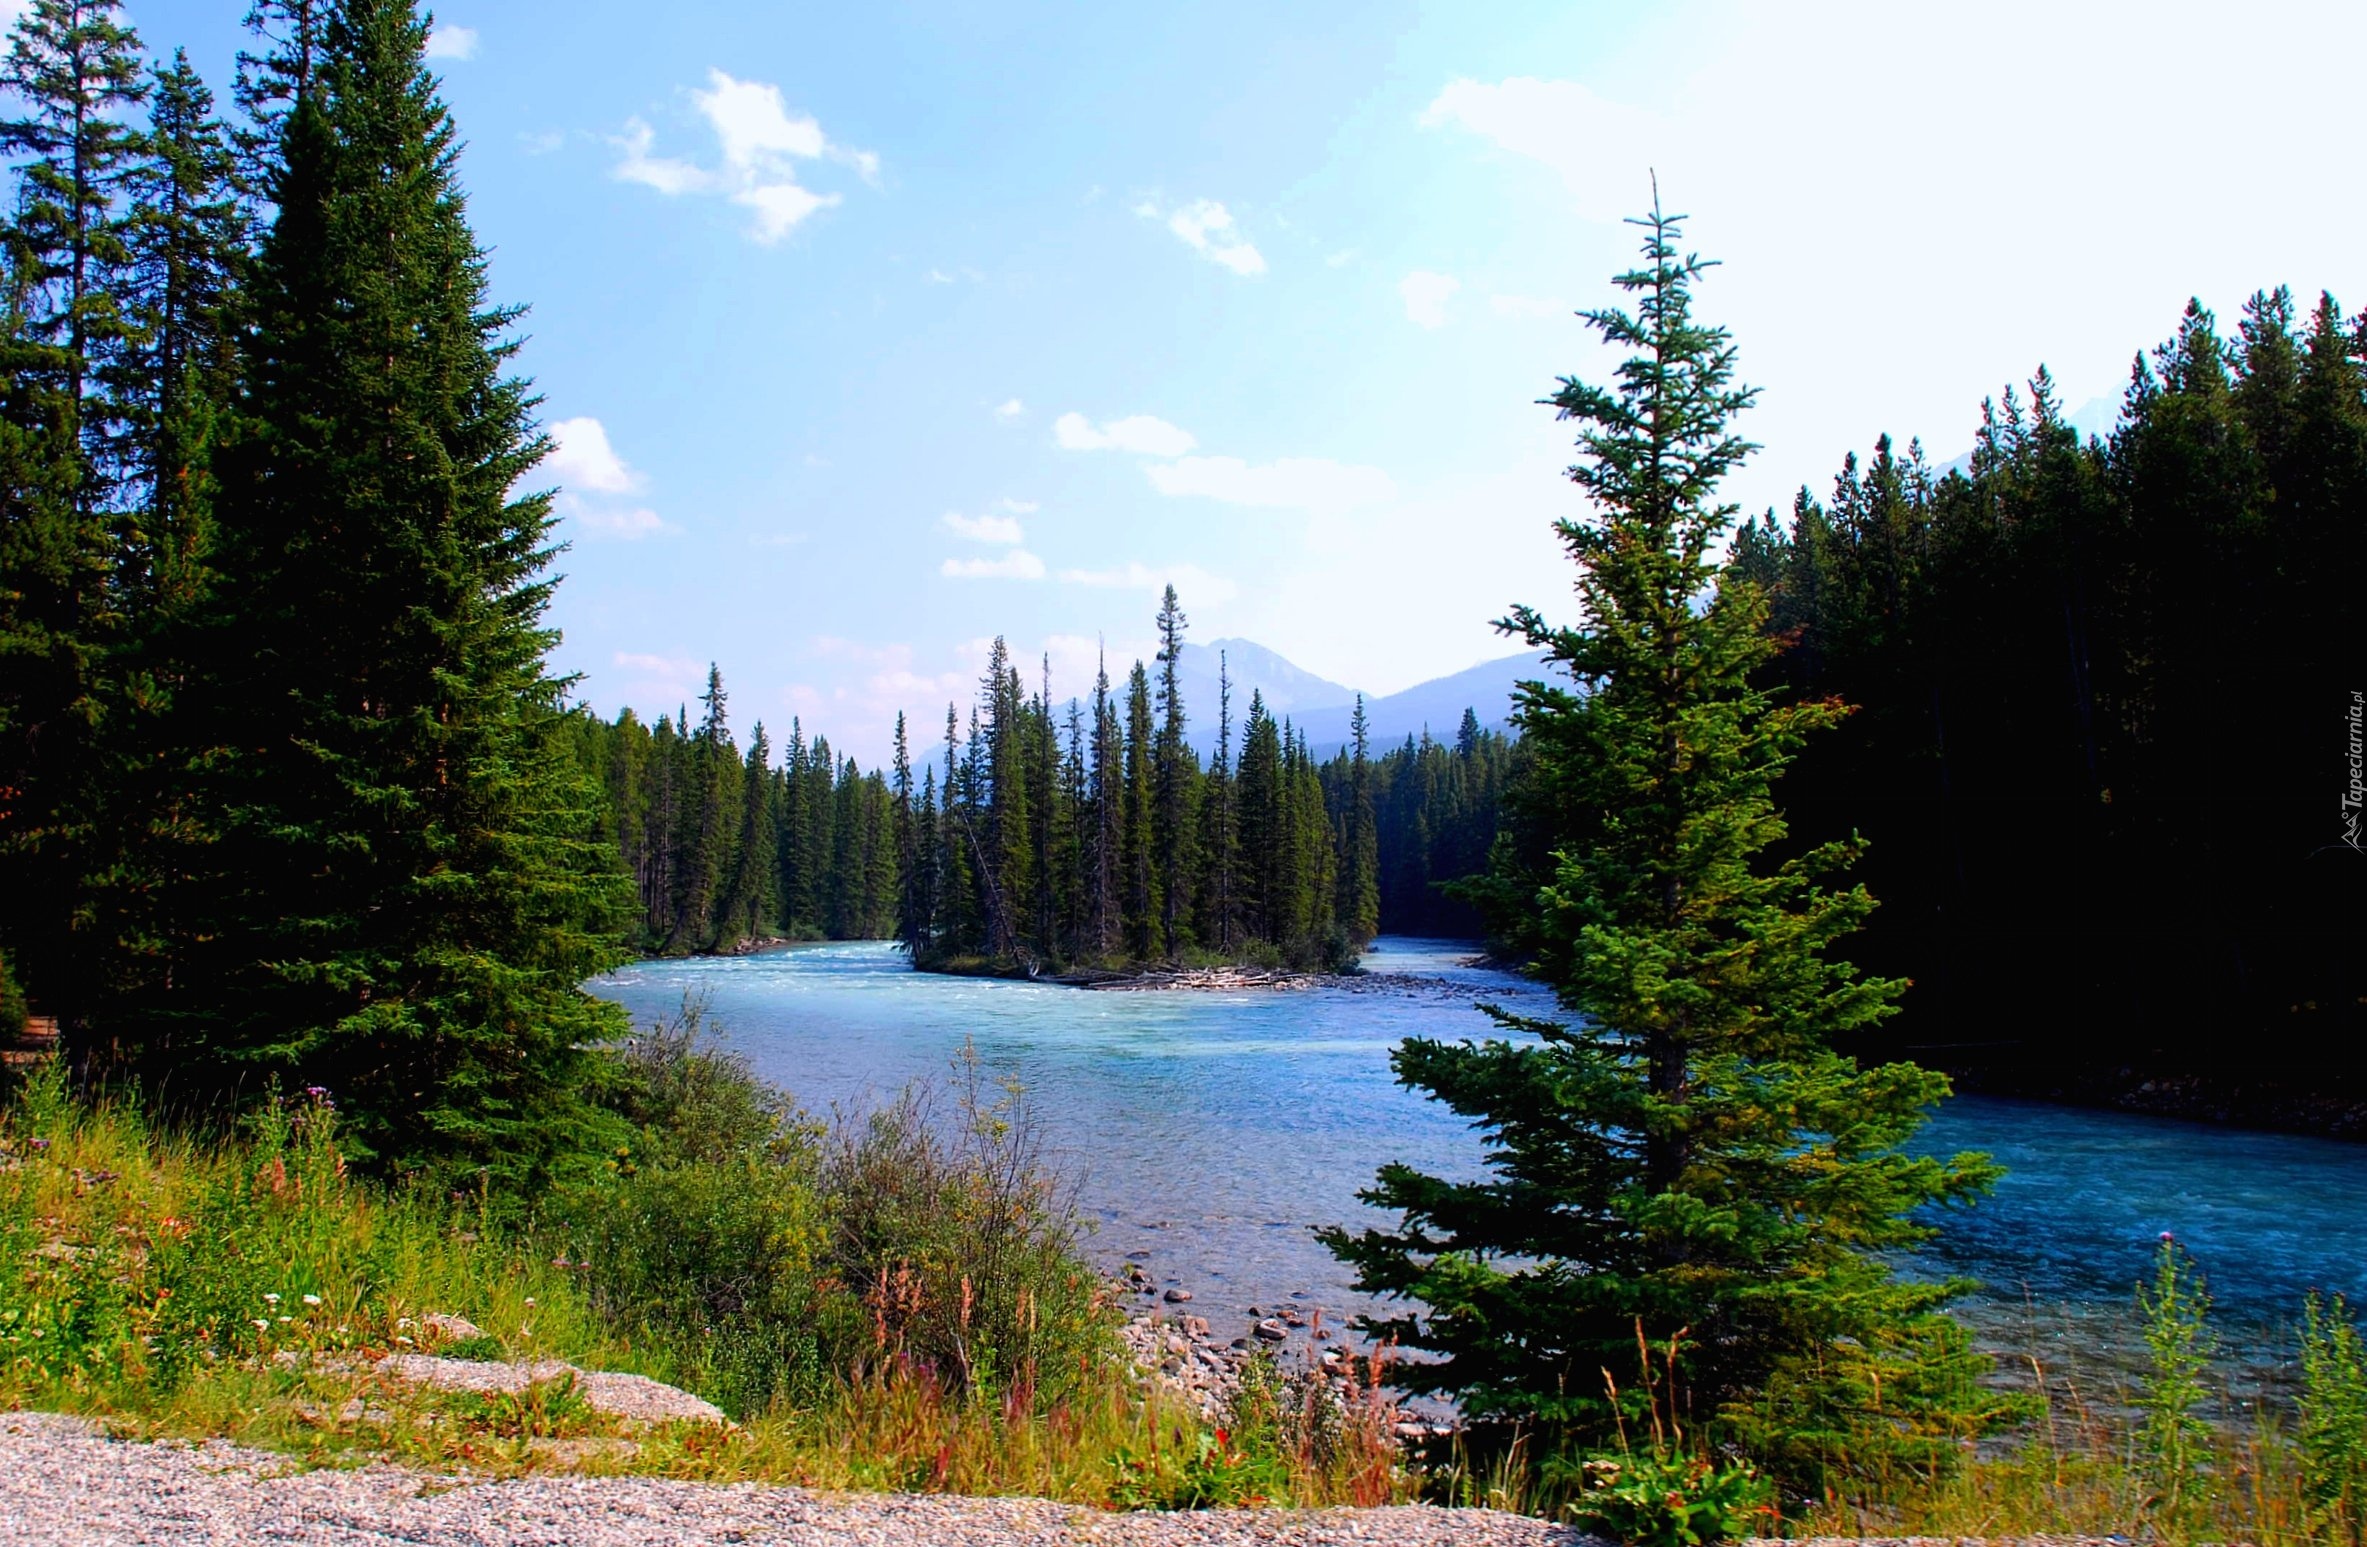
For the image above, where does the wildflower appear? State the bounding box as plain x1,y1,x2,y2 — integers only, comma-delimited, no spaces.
253,1319,270,1331
276,1316,292,1324
395,1335,414,1346
302,1295,322,1307
263,1293,280,1304
523,1298,535,1307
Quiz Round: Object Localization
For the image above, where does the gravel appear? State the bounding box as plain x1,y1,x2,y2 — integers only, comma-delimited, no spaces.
0,1412,1591,1546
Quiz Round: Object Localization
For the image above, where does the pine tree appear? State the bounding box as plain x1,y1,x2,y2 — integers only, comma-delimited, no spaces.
1205,650,1237,952
666,665,732,951
1339,694,1379,948
0,252,89,1019
1235,691,1279,942
1151,584,1193,955
118,47,244,610
164,0,630,1184
714,720,775,946
1121,662,1155,958
890,710,919,944
230,0,327,191
1,0,148,488
1323,198,2005,1488
1088,648,1121,958
0,0,148,1022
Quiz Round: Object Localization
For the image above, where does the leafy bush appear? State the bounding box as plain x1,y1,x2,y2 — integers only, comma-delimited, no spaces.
1553,1450,1776,1547
557,1001,1109,1422
2136,1234,2217,1517
2301,1292,2367,1543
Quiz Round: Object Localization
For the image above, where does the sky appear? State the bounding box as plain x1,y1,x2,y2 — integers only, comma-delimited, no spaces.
110,0,2367,764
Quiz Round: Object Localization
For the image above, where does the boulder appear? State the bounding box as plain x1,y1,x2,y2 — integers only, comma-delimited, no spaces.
371,1355,727,1427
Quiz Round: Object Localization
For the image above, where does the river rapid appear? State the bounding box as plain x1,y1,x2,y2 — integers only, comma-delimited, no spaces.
588,937,2367,1389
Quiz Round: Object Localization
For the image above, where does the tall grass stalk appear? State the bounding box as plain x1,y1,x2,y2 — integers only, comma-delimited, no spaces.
0,1052,1399,1507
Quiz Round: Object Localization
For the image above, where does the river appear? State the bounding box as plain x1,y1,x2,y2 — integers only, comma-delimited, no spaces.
587,936,2367,1390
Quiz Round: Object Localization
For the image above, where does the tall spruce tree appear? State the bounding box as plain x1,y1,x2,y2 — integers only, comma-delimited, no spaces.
1151,584,1192,955
1339,693,1379,948
0,0,148,1023
165,0,628,1184
1322,199,2005,1488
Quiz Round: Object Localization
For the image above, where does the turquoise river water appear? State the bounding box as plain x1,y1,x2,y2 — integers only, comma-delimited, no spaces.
588,937,2367,1383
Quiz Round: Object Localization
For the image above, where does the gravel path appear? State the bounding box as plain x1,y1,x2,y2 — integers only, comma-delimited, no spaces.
0,1413,1587,1547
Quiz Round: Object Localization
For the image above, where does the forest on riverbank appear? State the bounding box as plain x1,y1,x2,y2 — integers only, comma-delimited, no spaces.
564,628,1515,968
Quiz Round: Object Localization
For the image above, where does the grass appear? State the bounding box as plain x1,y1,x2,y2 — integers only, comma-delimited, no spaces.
0,1026,1408,1509
15,1025,2362,1537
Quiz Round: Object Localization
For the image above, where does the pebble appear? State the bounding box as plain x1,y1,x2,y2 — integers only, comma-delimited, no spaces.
0,1412,1594,1545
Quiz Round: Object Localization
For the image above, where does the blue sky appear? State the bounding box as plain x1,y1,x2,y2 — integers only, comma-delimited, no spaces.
121,0,2367,762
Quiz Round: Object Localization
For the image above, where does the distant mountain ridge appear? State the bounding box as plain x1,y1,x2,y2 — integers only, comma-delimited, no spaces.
1152,639,1546,760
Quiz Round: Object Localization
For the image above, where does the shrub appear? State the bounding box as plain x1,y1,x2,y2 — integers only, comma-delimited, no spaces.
2301,1292,2367,1543
1554,1450,1776,1547
560,1006,1109,1422
2136,1234,2217,1517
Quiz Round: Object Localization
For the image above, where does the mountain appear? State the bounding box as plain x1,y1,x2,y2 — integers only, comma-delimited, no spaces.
1171,638,1357,723
1136,641,1546,760
1288,650,1547,758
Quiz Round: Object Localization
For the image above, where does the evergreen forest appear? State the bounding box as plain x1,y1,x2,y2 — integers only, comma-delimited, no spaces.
554,634,1513,964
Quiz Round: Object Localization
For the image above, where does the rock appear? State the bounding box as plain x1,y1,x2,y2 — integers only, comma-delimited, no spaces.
419,1313,485,1344
370,1355,727,1427
1229,1337,1253,1351
1253,1319,1287,1342
1162,1287,1193,1303
1181,1315,1210,1339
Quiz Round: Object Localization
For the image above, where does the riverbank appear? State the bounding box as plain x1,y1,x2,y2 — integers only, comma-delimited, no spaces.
0,1412,1575,1547
1943,1062,2367,1141
918,954,1349,992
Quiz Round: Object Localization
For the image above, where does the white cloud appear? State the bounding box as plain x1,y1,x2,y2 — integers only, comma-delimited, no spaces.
992,497,1038,514
1056,561,1239,605
1490,293,1569,319
941,549,1047,581
1137,198,1266,277
613,119,712,197
546,418,671,536
1143,455,1396,514
941,509,1026,544
613,70,875,243
547,416,642,494
1053,411,1198,457
1400,269,1461,329
994,398,1025,420
519,129,564,156
425,21,477,60
1419,77,1663,222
